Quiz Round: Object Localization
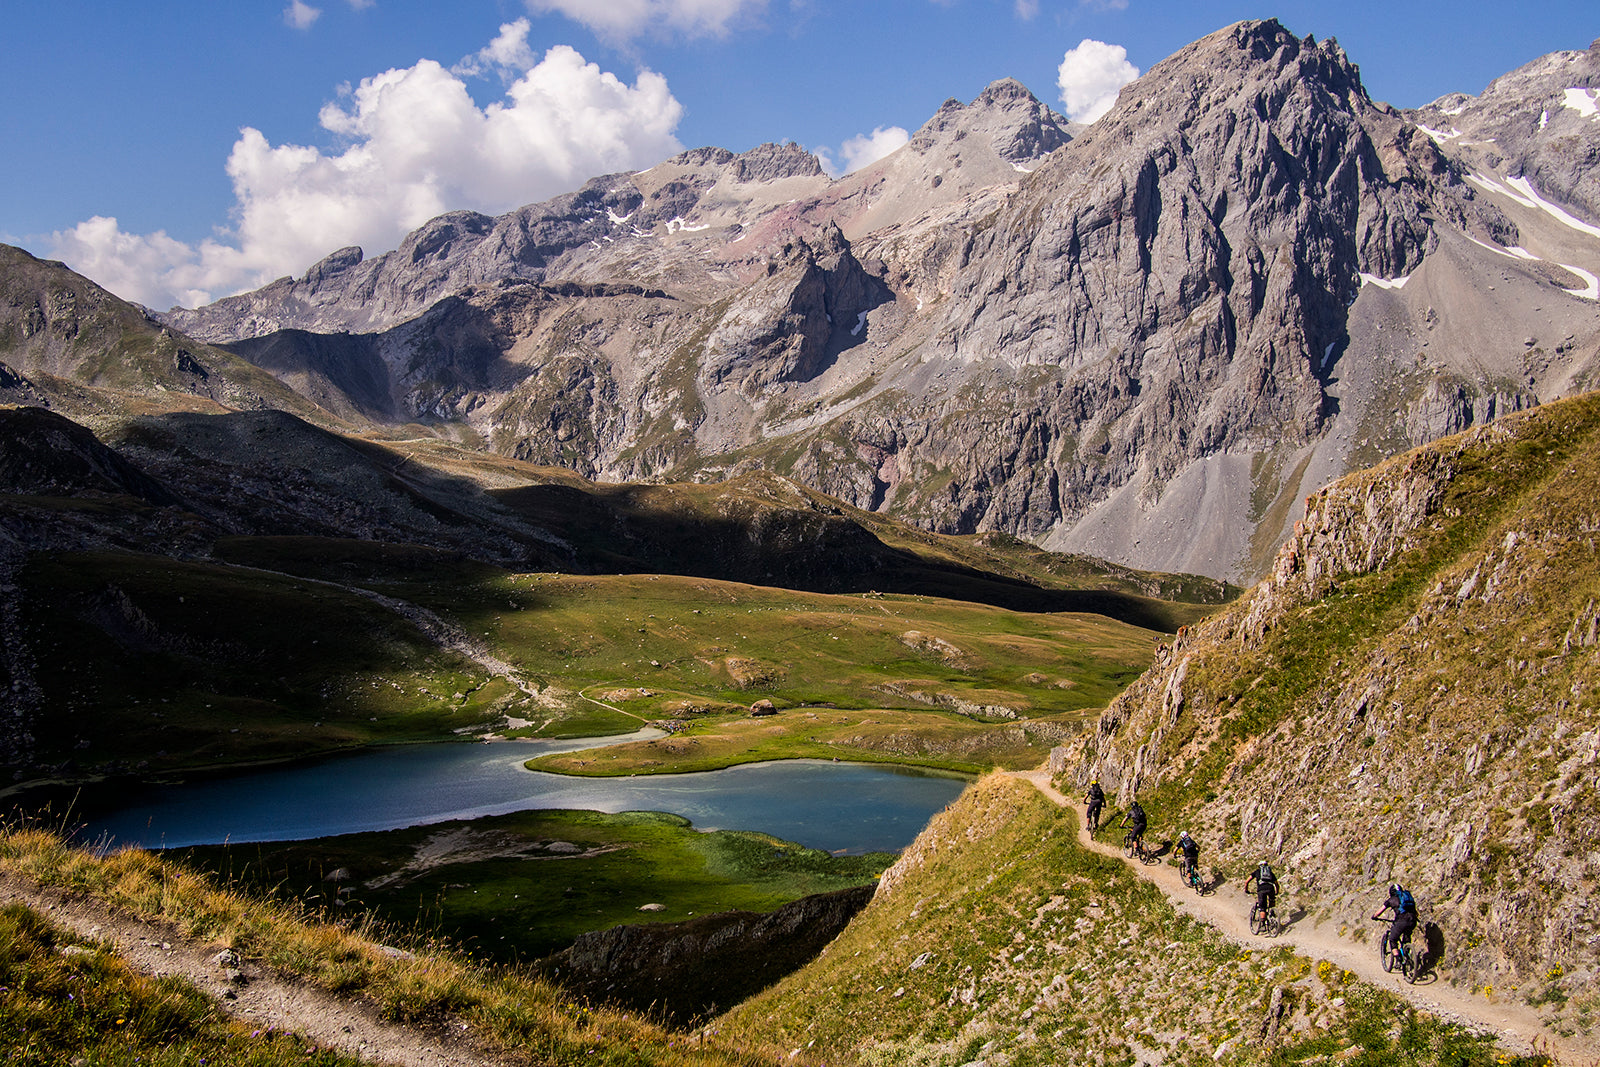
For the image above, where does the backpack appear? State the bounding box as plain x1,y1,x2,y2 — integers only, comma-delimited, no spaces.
1257,863,1276,886
1395,887,1415,912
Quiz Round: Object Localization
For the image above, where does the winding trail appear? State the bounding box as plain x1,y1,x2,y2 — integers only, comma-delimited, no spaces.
1008,770,1595,1066
0,873,513,1067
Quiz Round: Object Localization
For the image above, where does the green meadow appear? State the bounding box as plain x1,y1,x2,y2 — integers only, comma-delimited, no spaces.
26,536,1163,780
176,809,897,962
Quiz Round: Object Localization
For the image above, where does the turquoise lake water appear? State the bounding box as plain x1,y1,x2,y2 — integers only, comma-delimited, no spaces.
78,731,970,854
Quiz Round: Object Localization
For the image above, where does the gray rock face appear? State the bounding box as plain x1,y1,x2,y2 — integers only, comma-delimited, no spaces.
703,222,891,394
1409,38,1600,220
146,23,1600,582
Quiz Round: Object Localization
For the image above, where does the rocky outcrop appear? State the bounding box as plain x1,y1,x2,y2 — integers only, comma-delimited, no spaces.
702,222,890,393
536,883,875,1026
0,407,182,505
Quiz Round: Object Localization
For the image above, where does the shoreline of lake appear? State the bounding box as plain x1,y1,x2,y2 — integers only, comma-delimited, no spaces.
68,732,974,855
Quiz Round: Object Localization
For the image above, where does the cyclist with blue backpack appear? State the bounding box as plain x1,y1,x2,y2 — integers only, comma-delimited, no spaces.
1373,883,1417,949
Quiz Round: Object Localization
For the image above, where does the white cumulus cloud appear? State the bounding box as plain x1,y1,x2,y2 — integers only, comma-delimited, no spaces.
1057,38,1139,124
454,18,539,80
43,29,684,311
817,125,910,178
525,0,765,40
284,1,322,30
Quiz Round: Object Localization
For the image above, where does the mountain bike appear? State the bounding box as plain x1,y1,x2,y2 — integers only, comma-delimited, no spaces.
1375,920,1419,983
1249,901,1279,936
1123,831,1151,864
1086,805,1103,833
1182,859,1205,894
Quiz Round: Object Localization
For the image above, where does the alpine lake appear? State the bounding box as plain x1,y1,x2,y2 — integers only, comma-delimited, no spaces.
63,730,971,960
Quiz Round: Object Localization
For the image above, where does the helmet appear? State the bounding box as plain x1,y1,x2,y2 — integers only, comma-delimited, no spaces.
1179,829,1191,839
1390,883,1402,894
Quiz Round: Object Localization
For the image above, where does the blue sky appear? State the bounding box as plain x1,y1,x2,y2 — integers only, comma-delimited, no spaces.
2,1,1593,310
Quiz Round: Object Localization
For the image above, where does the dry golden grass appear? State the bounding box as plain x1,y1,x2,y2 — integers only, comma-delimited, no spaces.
0,823,833,1067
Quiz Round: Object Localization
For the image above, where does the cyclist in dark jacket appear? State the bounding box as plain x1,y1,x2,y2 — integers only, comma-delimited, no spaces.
1245,860,1278,916
1084,780,1105,832
1373,884,1418,946
1177,830,1200,882
1121,800,1147,852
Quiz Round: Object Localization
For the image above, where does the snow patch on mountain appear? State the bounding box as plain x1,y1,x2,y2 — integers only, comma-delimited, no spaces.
1504,176,1600,240
1561,87,1599,118
1560,263,1599,300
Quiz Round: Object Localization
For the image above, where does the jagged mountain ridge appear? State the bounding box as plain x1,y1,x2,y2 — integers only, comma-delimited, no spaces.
85,26,1600,579
1410,37,1600,221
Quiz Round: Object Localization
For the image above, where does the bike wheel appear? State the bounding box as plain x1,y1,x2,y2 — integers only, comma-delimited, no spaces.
1249,907,1263,935
1403,946,1418,984
1380,933,1394,973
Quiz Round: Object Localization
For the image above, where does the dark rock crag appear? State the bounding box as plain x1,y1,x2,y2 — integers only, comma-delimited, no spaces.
536,883,875,1027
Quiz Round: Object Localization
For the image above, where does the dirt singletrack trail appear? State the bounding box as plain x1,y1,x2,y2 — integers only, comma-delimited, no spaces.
1008,770,1597,1066
0,873,516,1067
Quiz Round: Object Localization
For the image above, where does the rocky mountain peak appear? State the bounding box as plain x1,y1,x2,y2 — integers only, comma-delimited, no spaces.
127,22,1600,586
907,77,1074,165
1088,19,1369,140
730,141,825,183
667,146,737,168
303,246,363,285
973,76,1034,106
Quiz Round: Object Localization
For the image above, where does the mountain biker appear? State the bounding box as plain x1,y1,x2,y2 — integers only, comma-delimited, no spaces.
1177,830,1199,882
1120,799,1147,854
1245,860,1278,919
1373,883,1418,950
1084,780,1105,832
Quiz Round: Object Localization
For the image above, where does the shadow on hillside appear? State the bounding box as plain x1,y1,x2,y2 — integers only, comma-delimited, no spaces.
1282,906,1309,932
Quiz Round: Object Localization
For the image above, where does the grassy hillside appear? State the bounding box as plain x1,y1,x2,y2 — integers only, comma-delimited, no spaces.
17,549,501,777
489,470,1233,628
212,540,1163,771
9,538,1158,785
1060,392,1600,1019
719,774,1543,1067
0,823,812,1067
0,244,341,425
0,903,366,1067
